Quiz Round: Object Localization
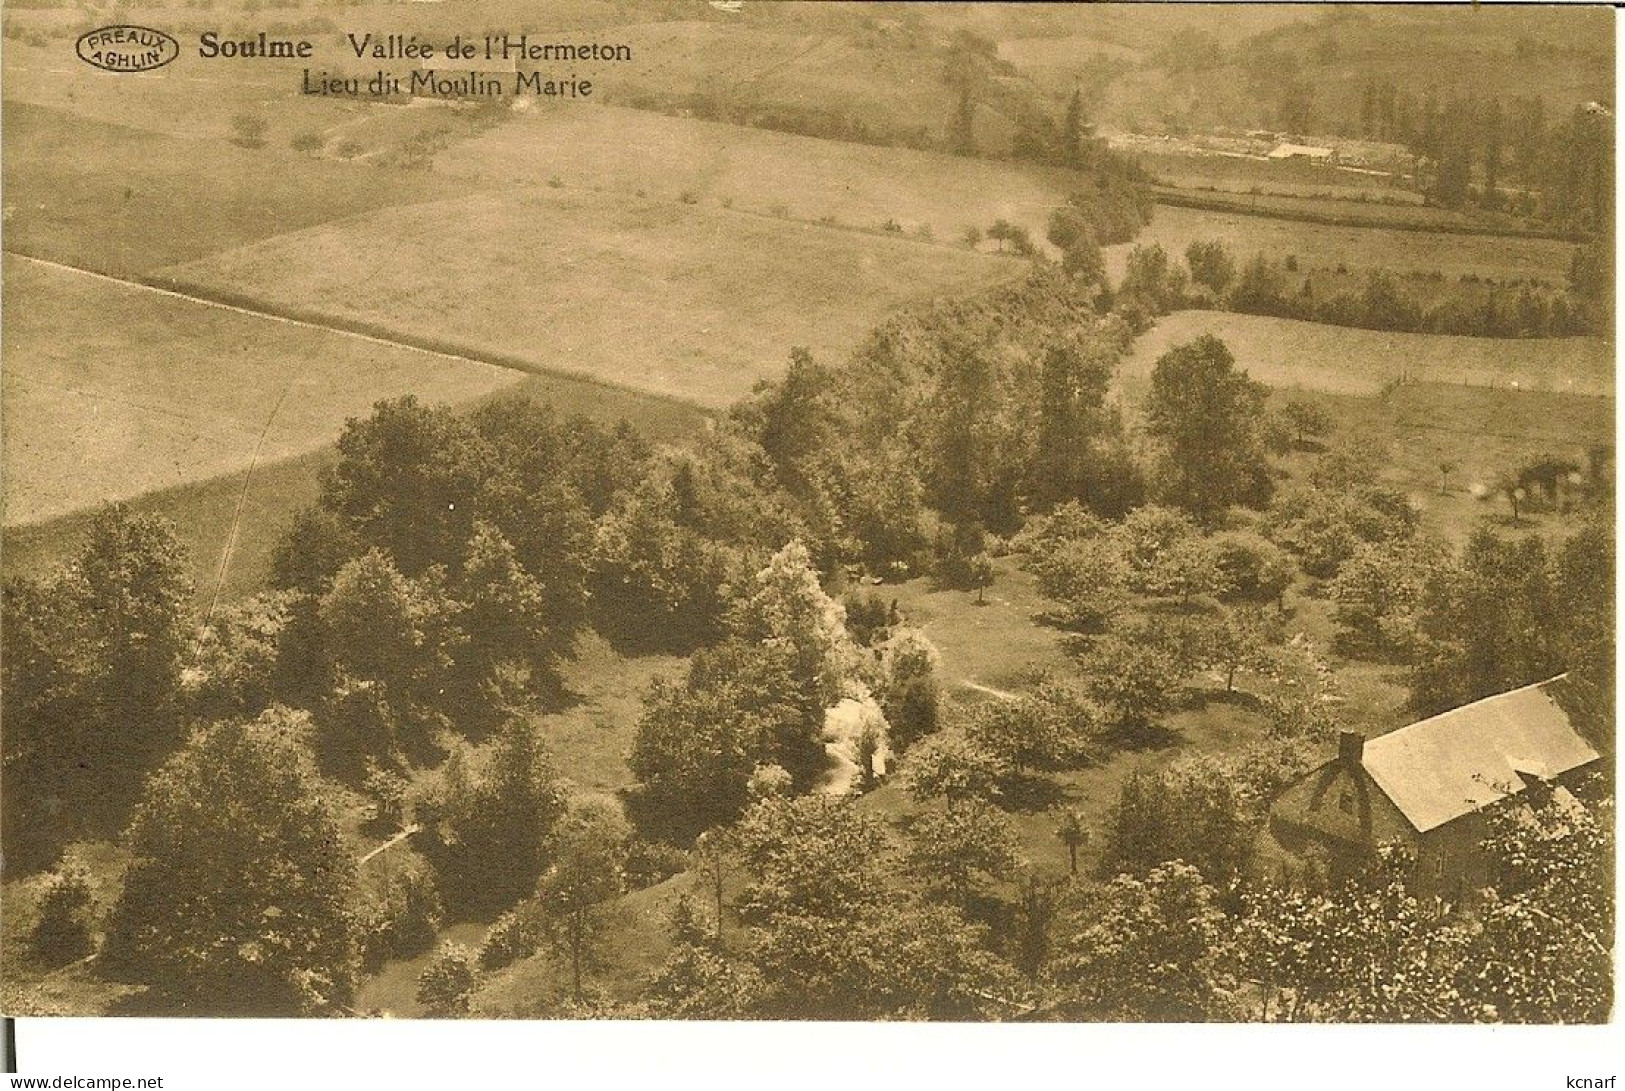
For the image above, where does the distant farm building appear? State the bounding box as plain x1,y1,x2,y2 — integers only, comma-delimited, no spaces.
1268,142,1337,164
1269,676,1600,905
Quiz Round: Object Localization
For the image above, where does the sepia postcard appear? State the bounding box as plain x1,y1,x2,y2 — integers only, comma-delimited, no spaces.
0,0,1616,1065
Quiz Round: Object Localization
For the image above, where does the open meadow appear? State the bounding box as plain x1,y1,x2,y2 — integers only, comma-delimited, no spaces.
437,102,1072,247
1123,309,1613,397
1271,382,1614,547
1,104,462,275
162,188,1025,407
0,254,524,528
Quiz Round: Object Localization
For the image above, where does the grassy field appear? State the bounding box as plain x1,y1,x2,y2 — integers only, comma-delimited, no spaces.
1272,383,1615,547
437,102,1074,248
1148,187,1567,238
1,369,711,605
1,38,338,144
1106,204,1581,284
1123,310,1613,398
163,188,1025,408
1,103,458,275
1149,164,1418,209
358,632,685,1016
0,254,523,528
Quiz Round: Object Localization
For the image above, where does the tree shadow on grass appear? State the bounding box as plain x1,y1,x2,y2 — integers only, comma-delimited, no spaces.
1106,721,1186,754
1181,686,1269,716
998,772,1067,813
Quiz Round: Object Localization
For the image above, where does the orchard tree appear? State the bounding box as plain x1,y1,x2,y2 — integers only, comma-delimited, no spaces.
1083,629,1181,744
905,798,1020,906
964,681,1099,778
538,801,631,1004
1143,335,1272,523
1211,532,1295,612
102,708,360,1015
1203,606,1275,692
1280,398,1333,449
420,721,567,916
1048,862,1239,1021
902,732,1010,805
1026,533,1131,631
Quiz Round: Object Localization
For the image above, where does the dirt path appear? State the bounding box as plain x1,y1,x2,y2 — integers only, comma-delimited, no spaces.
960,679,1021,701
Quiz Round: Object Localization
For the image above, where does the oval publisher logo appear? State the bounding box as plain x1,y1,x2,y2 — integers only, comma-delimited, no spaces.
76,26,179,73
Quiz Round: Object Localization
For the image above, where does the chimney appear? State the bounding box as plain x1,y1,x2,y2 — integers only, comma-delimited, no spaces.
1513,767,1554,806
1338,730,1365,768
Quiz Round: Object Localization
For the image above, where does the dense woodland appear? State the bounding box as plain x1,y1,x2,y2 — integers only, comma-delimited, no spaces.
4,179,1612,1018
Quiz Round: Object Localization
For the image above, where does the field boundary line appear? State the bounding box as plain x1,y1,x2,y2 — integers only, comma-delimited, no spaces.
4,250,717,417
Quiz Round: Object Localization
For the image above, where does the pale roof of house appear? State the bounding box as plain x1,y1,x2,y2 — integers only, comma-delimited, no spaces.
1361,676,1599,834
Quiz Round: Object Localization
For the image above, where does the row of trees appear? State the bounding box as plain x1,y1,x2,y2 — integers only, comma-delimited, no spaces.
633,775,1611,1021
1118,238,1600,339
1358,85,1613,236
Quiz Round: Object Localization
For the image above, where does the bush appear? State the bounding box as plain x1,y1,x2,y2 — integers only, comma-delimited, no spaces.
30,860,96,968
357,854,443,971
478,903,545,972
624,837,691,889
417,942,478,1016
230,113,267,149
290,130,323,153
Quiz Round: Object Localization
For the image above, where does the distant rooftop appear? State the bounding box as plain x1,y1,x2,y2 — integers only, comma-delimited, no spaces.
1268,142,1334,160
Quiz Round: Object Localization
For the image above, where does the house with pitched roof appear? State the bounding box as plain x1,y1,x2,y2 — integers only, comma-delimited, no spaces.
1269,676,1600,904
